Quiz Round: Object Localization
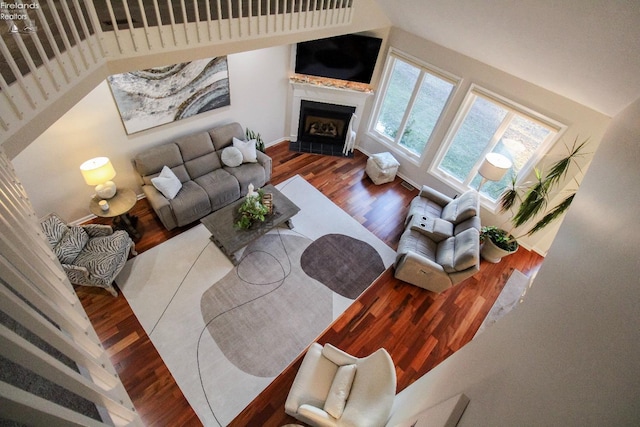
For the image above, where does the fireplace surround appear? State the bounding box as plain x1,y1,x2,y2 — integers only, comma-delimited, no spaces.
292,100,356,156
289,77,374,157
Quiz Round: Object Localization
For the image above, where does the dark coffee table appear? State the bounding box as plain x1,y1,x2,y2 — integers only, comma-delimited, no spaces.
200,184,300,265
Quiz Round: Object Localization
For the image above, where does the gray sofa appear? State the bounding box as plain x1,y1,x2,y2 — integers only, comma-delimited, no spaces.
133,122,272,230
394,186,481,293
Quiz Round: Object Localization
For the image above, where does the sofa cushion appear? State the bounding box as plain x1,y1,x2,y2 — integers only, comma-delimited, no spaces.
134,143,183,177
168,181,212,227
54,226,89,264
224,163,267,196
396,228,438,262
208,122,245,151
441,190,478,224
436,228,479,273
184,151,222,179
151,166,183,200
174,132,214,161
194,169,240,211
233,137,257,163
221,146,243,167
324,364,357,419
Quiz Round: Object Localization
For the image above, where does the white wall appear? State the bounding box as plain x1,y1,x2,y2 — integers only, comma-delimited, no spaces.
386,96,640,425
12,45,291,223
356,28,611,255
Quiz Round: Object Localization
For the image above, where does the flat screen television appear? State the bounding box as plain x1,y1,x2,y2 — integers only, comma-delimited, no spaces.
294,34,383,84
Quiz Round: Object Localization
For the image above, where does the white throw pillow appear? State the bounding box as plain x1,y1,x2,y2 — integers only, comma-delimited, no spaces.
323,364,357,419
151,165,182,200
221,146,243,167
233,137,258,163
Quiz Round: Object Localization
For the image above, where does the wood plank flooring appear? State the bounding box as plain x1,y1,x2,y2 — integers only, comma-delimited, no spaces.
77,142,543,426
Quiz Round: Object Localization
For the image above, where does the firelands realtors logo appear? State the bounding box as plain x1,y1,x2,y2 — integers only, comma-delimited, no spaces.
1,1,39,34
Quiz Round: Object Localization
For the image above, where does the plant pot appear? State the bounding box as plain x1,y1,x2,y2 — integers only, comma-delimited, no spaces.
480,237,518,263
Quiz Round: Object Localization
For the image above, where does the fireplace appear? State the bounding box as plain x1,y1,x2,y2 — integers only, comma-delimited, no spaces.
290,100,356,157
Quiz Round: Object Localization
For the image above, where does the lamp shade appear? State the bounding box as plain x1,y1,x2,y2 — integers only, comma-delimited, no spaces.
478,153,512,182
80,157,116,185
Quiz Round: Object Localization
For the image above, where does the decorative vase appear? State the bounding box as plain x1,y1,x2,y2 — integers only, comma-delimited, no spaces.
480,238,518,263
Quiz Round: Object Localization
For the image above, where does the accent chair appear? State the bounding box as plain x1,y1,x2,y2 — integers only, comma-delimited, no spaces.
40,213,136,296
285,342,396,427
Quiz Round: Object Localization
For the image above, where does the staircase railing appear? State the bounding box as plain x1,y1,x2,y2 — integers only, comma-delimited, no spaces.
0,0,355,153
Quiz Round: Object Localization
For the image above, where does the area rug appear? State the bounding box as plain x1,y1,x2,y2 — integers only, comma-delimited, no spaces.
116,175,396,426
475,269,531,337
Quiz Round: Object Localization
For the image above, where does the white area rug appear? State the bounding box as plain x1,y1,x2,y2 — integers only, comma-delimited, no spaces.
116,175,396,426
475,269,531,337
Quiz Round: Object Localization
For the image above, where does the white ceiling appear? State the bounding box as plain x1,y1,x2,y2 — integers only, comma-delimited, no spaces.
374,0,640,117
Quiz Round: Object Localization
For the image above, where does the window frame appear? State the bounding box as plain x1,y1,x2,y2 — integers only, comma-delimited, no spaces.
367,48,461,165
429,84,567,211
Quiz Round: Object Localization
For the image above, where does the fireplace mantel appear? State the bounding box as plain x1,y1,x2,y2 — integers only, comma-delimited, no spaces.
289,76,374,145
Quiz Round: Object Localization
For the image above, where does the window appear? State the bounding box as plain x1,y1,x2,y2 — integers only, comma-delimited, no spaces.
370,50,458,159
433,87,564,204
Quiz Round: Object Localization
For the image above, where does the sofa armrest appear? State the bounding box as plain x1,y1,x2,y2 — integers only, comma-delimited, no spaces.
454,215,481,235
394,251,452,293
396,251,445,274
141,184,178,230
449,264,480,285
256,150,272,183
418,185,452,207
298,404,337,427
409,215,453,243
322,343,358,366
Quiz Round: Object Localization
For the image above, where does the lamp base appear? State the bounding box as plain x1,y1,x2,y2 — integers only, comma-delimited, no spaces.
95,181,116,199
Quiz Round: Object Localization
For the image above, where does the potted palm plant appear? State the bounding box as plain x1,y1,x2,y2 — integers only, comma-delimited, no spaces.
480,137,589,263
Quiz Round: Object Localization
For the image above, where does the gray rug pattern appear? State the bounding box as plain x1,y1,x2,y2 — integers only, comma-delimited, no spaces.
201,231,386,378
301,233,386,299
118,175,397,426
201,233,333,378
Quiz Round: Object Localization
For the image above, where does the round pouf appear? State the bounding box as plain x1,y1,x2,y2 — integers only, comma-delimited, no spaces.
365,152,400,185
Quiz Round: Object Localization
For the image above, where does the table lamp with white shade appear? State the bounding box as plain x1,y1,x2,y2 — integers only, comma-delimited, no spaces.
477,152,512,191
80,157,117,199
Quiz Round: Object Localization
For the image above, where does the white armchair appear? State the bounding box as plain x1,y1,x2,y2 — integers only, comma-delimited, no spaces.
285,342,396,427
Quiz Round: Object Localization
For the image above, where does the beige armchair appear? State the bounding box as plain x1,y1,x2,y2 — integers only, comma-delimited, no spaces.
40,213,136,296
285,342,396,427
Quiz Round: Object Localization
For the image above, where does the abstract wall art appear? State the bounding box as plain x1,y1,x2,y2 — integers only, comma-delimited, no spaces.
107,56,230,134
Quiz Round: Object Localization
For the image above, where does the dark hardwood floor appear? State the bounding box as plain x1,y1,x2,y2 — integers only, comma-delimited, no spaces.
77,142,544,426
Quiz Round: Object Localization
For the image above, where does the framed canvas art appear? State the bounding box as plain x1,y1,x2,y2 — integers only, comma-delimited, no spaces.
108,56,230,134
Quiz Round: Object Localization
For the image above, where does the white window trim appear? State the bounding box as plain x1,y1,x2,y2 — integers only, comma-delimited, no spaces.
429,84,567,212
367,48,461,166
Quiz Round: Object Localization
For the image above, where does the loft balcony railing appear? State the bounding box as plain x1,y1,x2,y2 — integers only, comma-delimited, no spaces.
0,0,355,152
0,1,354,424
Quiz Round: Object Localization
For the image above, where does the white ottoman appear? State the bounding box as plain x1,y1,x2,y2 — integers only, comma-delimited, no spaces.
366,152,400,185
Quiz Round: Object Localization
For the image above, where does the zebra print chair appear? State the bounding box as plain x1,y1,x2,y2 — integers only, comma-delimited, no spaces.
40,213,136,296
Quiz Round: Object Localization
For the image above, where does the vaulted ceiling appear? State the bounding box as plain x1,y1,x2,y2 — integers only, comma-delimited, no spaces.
374,0,640,117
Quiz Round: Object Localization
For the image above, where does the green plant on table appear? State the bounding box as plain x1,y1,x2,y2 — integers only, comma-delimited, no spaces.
235,189,268,229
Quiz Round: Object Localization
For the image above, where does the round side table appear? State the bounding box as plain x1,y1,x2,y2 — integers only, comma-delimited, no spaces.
90,188,143,241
